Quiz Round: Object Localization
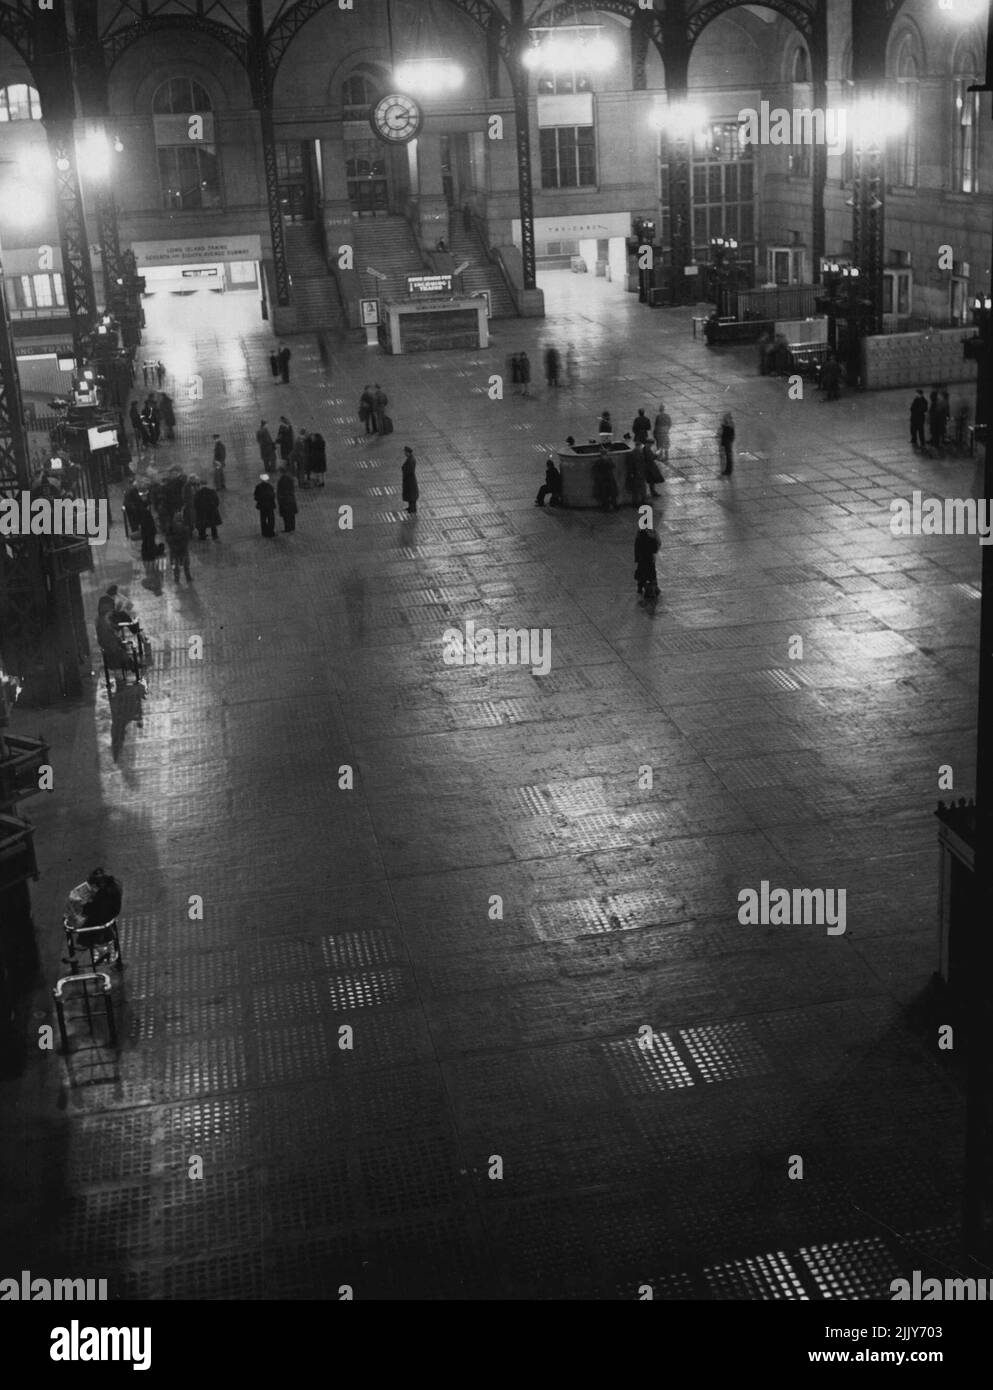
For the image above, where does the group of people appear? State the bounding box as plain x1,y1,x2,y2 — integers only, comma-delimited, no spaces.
256,418,327,487
124,468,224,586
268,343,293,384
253,467,298,537
129,392,175,448
140,361,166,389
358,384,391,436
909,386,968,453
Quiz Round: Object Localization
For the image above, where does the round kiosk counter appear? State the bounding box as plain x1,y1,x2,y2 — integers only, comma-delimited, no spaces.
555,441,635,509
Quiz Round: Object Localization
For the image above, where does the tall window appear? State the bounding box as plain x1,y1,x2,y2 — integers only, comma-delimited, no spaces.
536,69,592,95
343,66,386,119
953,48,981,193
152,77,220,210
789,47,811,177
0,84,42,121
672,121,754,267
539,126,596,188
893,37,919,188
14,273,65,310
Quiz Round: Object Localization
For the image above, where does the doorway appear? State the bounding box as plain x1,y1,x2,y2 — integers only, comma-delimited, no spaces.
276,141,317,222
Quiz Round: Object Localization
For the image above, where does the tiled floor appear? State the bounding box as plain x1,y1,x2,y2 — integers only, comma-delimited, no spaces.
0,268,982,1298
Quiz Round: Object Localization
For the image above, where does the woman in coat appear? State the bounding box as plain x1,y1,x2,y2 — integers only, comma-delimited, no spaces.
276,466,298,532
308,431,327,487
138,503,162,588
653,404,672,462
194,482,222,540
401,447,419,514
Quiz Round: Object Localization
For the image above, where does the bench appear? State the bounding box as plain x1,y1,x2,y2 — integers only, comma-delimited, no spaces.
705,318,774,345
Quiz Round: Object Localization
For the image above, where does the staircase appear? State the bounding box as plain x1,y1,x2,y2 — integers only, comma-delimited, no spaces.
446,220,518,319
352,216,426,301
284,222,347,332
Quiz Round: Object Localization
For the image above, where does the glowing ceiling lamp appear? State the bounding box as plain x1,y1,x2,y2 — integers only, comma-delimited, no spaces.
523,25,616,74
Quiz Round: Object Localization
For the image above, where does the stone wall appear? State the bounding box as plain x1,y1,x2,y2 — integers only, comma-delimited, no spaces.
861,327,978,391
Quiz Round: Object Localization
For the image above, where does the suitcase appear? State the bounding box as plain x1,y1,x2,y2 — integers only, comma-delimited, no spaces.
382,414,394,435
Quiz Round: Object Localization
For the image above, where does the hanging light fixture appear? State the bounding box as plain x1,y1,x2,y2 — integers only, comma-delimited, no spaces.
390,0,464,96
523,24,616,74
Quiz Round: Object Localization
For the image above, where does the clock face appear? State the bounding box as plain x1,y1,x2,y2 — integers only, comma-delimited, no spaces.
370,92,423,144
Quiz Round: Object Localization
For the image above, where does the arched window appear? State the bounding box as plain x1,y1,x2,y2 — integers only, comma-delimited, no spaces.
953,44,981,193
0,84,42,121
151,77,220,210
342,65,388,119
789,46,811,179
893,36,919,188
152,77,213,115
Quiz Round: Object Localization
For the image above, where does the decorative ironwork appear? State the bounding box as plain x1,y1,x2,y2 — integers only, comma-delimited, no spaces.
47,126,98,356
94,186,124,306
686,0,815,45
99,14,250,73
249,0,291,308
511,64,536,292
0,1,35,70
266,0,506,76
852,141,884,337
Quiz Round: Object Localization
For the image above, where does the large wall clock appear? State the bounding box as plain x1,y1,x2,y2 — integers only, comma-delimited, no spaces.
370,92,423,144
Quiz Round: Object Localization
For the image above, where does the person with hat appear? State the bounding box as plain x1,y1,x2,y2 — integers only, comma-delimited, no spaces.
254,473,277,537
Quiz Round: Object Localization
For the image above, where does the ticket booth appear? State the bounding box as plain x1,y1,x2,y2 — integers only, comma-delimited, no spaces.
379,274,489,354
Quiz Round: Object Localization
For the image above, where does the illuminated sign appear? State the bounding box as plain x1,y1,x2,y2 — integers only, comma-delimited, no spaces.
406,274,453,294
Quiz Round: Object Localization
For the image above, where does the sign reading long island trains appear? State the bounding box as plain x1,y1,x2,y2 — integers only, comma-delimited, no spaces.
406,274,452,295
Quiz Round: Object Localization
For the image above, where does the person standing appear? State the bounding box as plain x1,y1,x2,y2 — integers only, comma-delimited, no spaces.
544,347,560,389
212,434,227,490
518,351,532,398
373,383,388,434
139,503,162,590
166,510,193,583
309,430,327,487
159,391,176,441
256,419,276,469
142,362,150,388
593,448,618,511
597,410,613,444
535,456,562,507
644,438,664,495
123,482,144,537
142,396,161,445
359,386,376,434
155,360,165,388
269,349,280,379
129,399,147,449
909,389,928,449
401,446,419,514
254,474,277,537
276,465,298,532
181,474,199,532
820,354,841,401
278,343,292,383
632,408,651,444
194,481,222,540
289,429,307,483
653,403,672,465
719,411,735,476
635,521,661,601
276,415,294,463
